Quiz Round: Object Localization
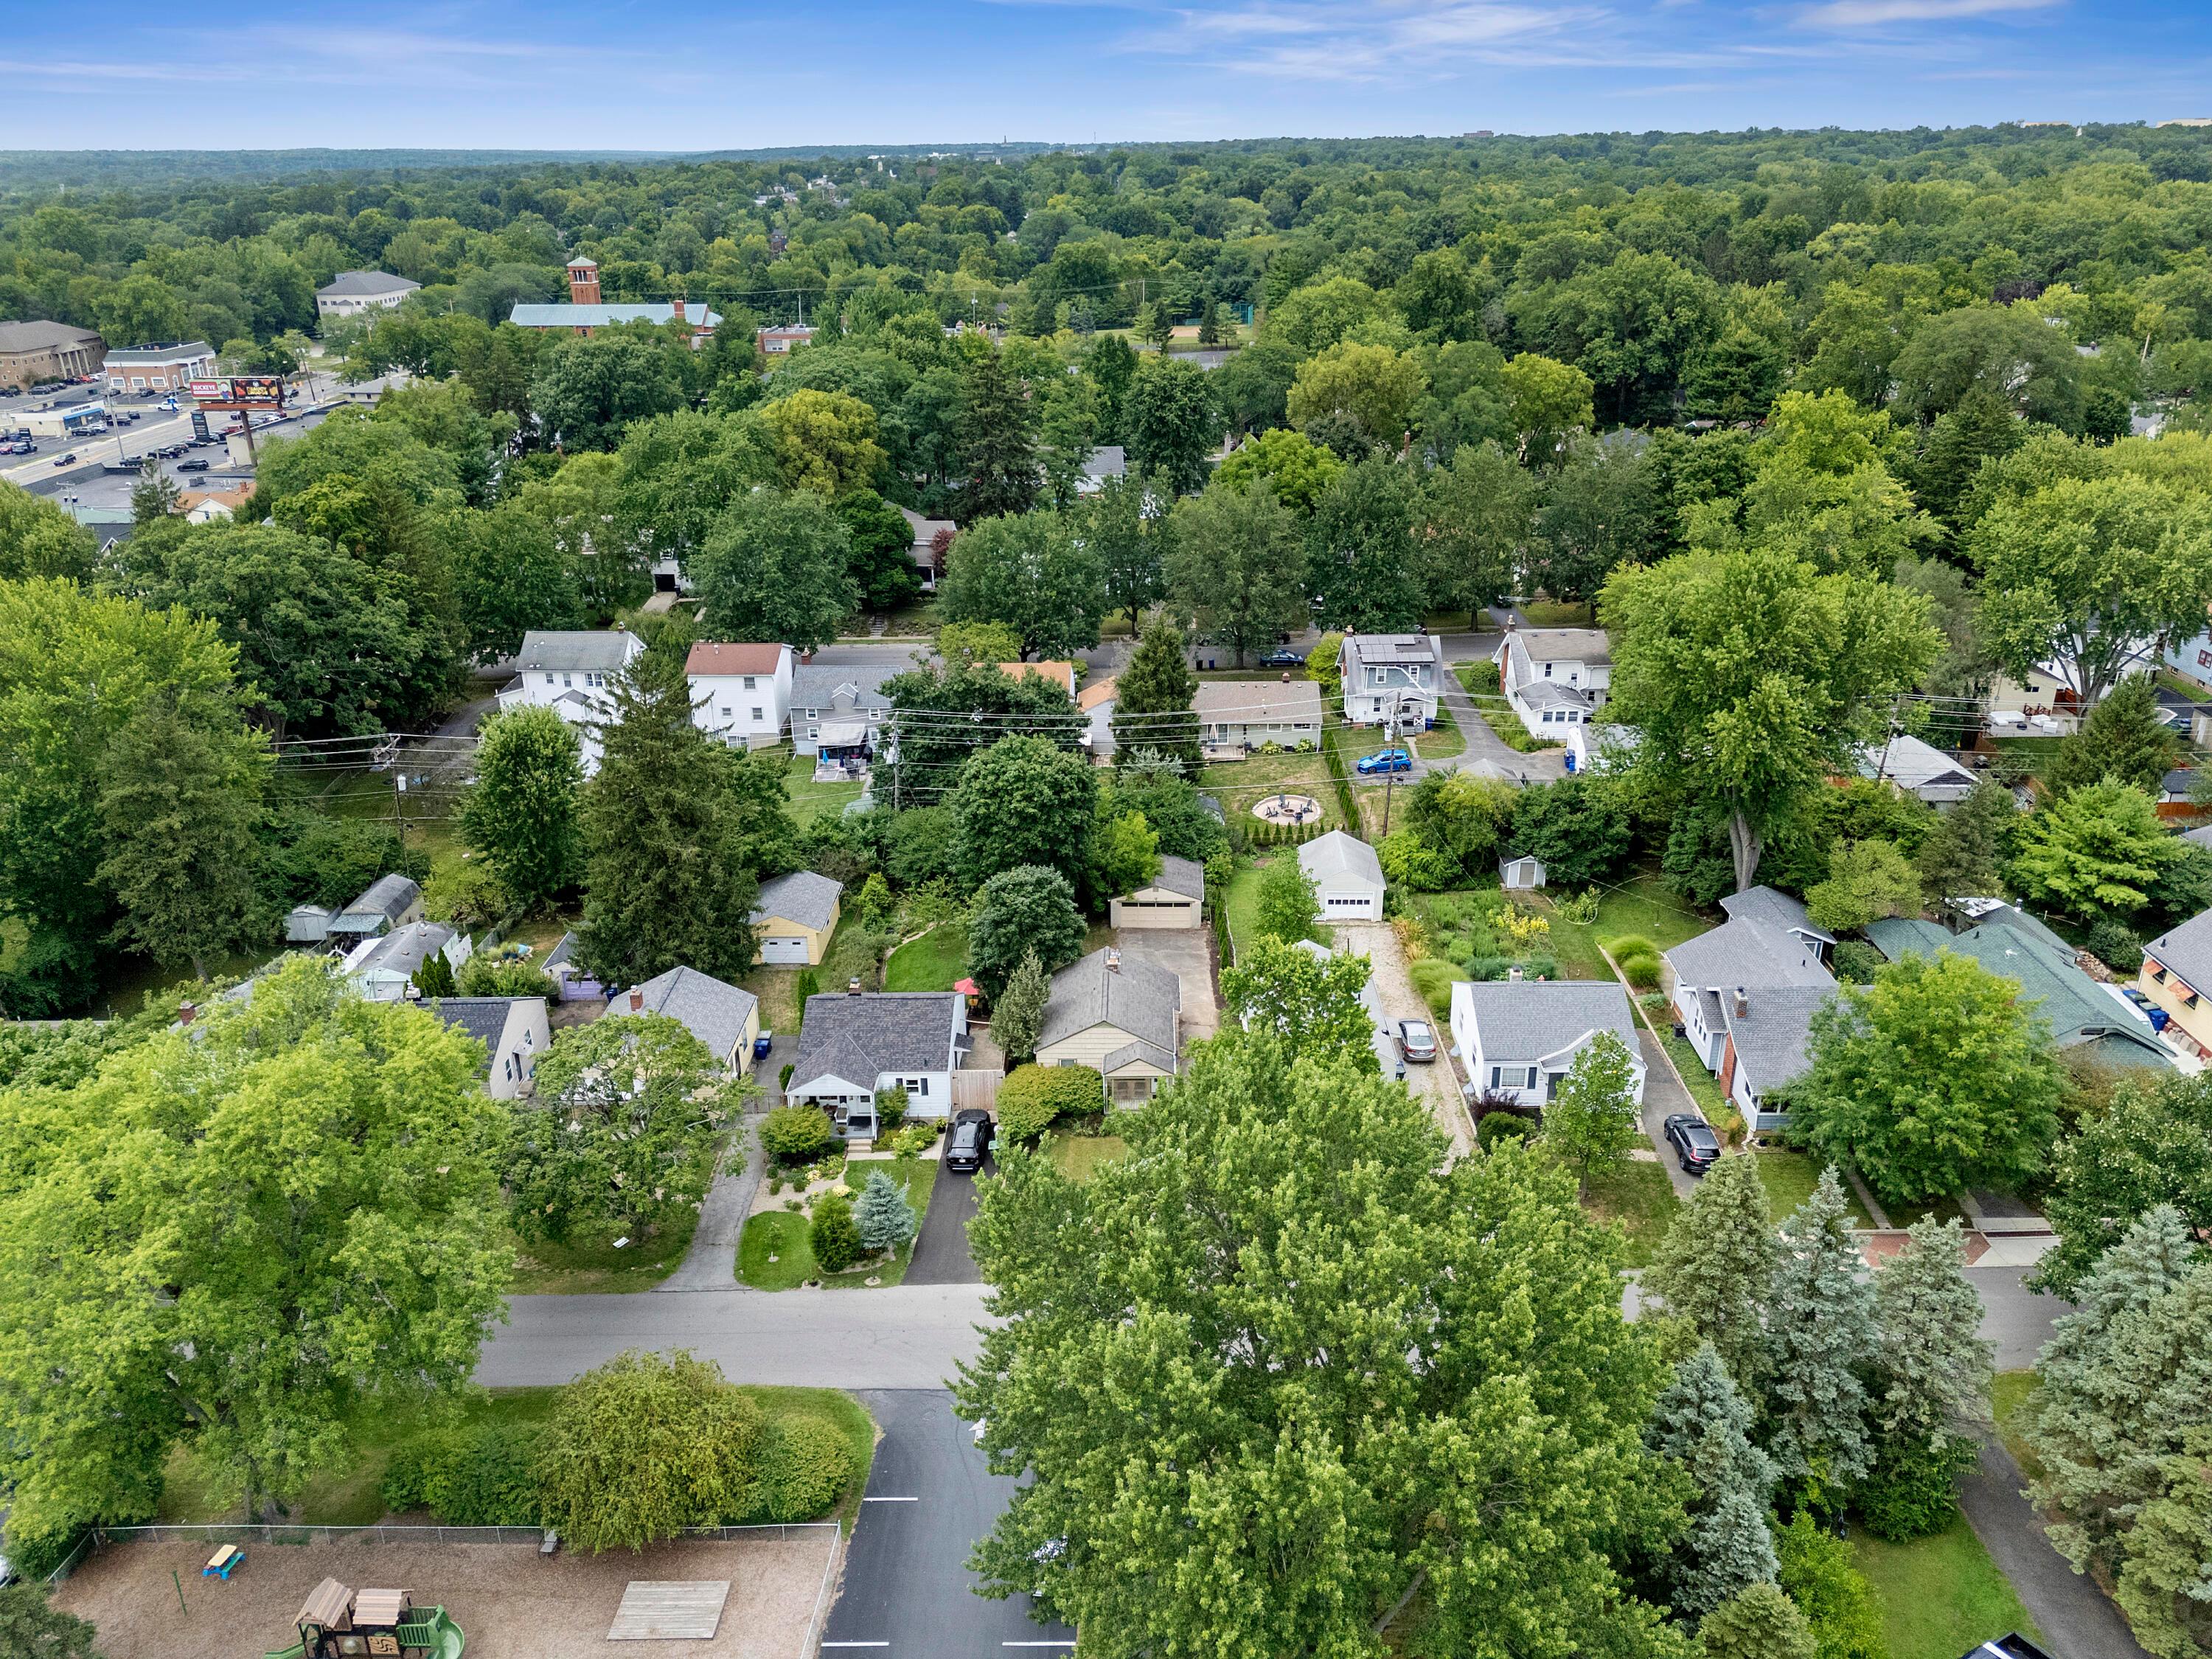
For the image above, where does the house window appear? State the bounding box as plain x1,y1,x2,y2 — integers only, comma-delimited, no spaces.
562,673,573,688
1543,662,1553,677
544,672,555,685
898,1075,930,1097
751,707,764,721
743,676,757,690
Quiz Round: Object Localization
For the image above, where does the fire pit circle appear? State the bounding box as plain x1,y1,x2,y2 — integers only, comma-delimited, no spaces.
1251,792,1323,827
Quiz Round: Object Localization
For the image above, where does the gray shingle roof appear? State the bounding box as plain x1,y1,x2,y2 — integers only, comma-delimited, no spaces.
1148,855,1205,902
1666,885,1837,992
1509,628,1610,667
2146,908,2212,995
514,630,641,673
1722,986,1832,1099
1858,734,1975,793
788,992,961,1089
1038,947,1180,1055
543,931,577,970
317,270,418,298
2185,824,2212,852
1300,830,1385,891
752,870,844,933
336,874,421,929
431,995,526,1053
348,921,452,980
790,664,897,712
0,320,102,353
1455,979,1639,1065
1192,679,1324,723
620,965,759,1064
102,341,212,364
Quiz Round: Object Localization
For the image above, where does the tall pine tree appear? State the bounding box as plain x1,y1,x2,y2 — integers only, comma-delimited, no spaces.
1645,1342,1780,1615
1646,1154,1781,1400
1112,616,1201,771
577,651,767,986
1865,1217,1994,1538
1915,776,2015,903
960,347,1040,521
1764,1167,1879,1503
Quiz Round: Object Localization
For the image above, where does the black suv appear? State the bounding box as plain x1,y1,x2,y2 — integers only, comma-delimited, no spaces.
1663,1113,1721,1175
945,1108,995,1172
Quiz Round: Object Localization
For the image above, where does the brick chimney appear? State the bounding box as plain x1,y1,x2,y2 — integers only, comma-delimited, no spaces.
671,295,686,324
566,258,601,306
1733,987,1749,1018
628,987,644,1012
848,977,863,995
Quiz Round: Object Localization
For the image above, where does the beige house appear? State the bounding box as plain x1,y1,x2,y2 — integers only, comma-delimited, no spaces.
1036,946,1182,1102
2140,906,2212,1061
750,871,844,966
1108,855,1205,929
1194,679,1324,754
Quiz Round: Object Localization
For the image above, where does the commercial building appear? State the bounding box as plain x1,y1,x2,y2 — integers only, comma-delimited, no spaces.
508,259,718,345
103,342,215,395
316,270,420,320
0,320,104,390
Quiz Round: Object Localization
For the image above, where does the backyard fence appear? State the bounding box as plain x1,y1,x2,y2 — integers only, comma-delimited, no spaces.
73,1520,839,1559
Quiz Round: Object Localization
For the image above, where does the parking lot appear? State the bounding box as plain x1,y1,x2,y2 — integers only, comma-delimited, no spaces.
821,1390,1075,1659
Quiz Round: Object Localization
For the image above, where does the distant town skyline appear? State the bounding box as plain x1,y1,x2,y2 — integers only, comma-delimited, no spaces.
3,0,2209,153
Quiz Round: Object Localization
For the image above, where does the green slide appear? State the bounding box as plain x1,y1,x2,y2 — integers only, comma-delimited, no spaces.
393,1607,466,1659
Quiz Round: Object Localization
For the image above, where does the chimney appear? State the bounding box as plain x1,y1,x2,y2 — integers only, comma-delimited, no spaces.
1507,966,1523,983
1106,948,1121,975
848,977,863,995
1733,987,1748,1018
566,259,601,306
671,295,686,324
629,988,644,1013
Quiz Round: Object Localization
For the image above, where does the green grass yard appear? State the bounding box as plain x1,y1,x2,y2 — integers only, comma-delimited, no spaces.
504,1210,701,1294
1583,1161,1680,1267
1992,1369,2042,1479
1521,599,1595,627
783,751,867,823
884,924,968,992
1220,855,1298,961
1046,1132,1130,1182
156,1385,876,1531
1756,1150,1875,1228
737,1157,939,1289
1852,1517,2039,1659
1536,871,1711,983
1199,750,1341,830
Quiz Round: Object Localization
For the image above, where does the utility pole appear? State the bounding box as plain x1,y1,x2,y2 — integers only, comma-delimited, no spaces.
1380,695,1404,838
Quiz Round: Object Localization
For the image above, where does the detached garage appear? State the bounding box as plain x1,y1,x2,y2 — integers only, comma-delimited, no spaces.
1110,854,1206,929
1300,831,1386,922
750,869,844,966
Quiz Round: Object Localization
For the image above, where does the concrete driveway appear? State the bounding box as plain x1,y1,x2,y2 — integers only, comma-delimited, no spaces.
822,1390,1075,1658
1330,921,1473,1156
1113,927,1219,1041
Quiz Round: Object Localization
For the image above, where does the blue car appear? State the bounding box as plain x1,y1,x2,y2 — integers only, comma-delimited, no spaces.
1357,747,1411,776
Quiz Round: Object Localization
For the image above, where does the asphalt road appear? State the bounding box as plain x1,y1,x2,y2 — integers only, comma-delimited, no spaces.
905,1158,987,1286
822,1390,1074,1659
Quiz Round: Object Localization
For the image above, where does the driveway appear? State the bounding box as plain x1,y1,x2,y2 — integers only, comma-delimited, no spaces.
1113,927,1219,1042
1330,921,1473,1156
905,1158,987,1286
1960,1438,2152,1659
821,1390,1076,1658
657,1111,767,1290
1431,669,1568,786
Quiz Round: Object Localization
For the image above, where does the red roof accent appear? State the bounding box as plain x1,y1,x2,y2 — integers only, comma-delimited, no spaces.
686,641,787,676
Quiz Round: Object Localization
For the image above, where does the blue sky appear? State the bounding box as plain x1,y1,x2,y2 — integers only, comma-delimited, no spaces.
4,0,2210,153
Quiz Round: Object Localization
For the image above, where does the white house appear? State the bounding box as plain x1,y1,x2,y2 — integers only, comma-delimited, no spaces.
898,505,956,588
790,664,897,762
1665,886,1835,1133
431,995,551,1100
1078,675,1117,761
686,640,793,750
341,922,472,1003
614,965,762,1075
1450,978,1647,1109
1300,831,1386,922
1707,984,1834,1130
1338,635,1442,728
1495,627,1611,742
316,271,420,320
1857,733,1977,807
496,630,644,775
783,990,970,1141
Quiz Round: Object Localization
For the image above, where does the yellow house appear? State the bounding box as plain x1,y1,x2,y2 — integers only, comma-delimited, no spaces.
1035,946,1182,1104
2140,907,2212,1061
750,871,844,967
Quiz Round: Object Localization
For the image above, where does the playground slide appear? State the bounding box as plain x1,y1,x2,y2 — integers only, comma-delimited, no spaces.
394,1606,466,1659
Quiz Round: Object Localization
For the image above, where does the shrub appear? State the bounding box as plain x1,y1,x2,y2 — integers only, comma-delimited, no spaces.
1377,830,1461,892
1832,940,1885,984
875,1085,909,1133
779,1061,795,1090
757,1416,855,1522
998,1064,1105,1141
810,1192,862,1273
2085,916,2143,973
383,1422,545,1525
538,1350,767,1552
1773,1509,1888,1659
853,1169,918,1254
887,1121,938,1156
760,1105,834,1163
1859,1432,1976,1541
1615,948,1662,990
456,956,559,998
1477,1112,1535,1149
1408,957,1455,1018
1606,933,1656,959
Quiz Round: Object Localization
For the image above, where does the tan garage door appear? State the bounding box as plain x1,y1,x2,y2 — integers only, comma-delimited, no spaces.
1110,896,1201,929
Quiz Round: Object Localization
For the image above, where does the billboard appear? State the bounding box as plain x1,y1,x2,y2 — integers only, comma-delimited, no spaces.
188,379,226,400
188,376,285,408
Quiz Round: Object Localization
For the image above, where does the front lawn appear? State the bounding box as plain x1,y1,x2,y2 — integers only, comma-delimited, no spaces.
1046,1131,1130,1182
1221,855,1290,961
1852,1517,2039,1659
505,1211,701,1293
885,924,968,992
783,751,866,824
1756,1150,1875,1228
737,1157,939,1289
1521,599,1595,627
1583,1161,1680,1267
156,1385,877,1531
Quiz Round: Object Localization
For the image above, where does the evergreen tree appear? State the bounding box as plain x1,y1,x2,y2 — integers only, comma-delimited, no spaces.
1697,1582,1817,1659
992,949,1049,1064
1764,1168,1879,1503
0,1582,103,1659
1197,299,1226,347
1865,1217,1992,1539
1112,617,1200,771
1646,1343,1781,1615
131,456,182,526
1915,776,2015,902
854,1169,919,1255
2115,1425,2212,1659
577,652,765,987
2042,672,2183,798
1646,1155,1781,1400
959,348,1040,520
1908,386,2022,530
412,949,457,998
459,704,585,915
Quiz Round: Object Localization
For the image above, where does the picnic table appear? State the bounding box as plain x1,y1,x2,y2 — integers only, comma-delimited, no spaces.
203,1543,245,1579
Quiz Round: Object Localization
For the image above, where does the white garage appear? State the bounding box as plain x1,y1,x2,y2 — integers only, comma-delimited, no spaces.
1108,854,1206,929
1300,831,1386,922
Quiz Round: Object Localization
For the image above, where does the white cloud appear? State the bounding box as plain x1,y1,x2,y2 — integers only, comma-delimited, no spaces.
1798,0,2062,28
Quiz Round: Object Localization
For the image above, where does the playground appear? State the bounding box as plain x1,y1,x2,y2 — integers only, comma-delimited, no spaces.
51,1532,839,1659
